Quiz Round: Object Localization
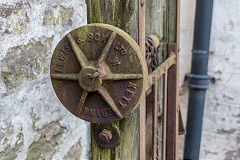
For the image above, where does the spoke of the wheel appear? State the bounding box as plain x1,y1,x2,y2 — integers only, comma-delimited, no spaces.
98,31,117,64
75,90,88,116
51,73,78,81
67,33,88,68
98,86,123,119
103,73,143,81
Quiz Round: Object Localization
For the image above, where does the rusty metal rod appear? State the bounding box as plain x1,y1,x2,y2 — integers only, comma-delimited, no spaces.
147,52,176,89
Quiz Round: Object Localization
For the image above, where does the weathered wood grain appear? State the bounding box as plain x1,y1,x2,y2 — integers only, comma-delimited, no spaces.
87,0,140,159
145,0,167,159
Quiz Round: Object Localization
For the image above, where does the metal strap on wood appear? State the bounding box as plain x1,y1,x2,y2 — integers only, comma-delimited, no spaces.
138,0,146,160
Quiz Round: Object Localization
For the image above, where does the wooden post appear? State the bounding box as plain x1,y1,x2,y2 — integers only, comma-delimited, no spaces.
166,0,180,159
87,0,179,159
145,0,167,159
87,1,141,159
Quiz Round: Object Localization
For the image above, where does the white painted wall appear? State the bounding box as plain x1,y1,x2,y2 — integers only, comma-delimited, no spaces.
179,0,240,159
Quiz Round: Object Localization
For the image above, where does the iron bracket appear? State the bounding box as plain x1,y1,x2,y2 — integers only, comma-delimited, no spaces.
186,73,215,90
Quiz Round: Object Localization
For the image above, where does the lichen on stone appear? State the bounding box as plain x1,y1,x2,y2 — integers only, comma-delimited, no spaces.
1,37,53,94
0,2,30,35
26,138,55,160
26,121,65,160
0,128,23,160
0,143,23,160
63,141,82,160
43,6,73,27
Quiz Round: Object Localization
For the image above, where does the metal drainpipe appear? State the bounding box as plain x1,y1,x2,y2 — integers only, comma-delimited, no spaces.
184,0,215,159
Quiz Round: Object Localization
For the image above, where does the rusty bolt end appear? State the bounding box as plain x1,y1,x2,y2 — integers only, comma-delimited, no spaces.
99,129,113,144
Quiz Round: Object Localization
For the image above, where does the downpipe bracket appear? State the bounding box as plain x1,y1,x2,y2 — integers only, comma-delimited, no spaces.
186,73,215,90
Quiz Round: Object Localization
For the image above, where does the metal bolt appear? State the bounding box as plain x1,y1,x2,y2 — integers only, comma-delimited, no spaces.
99,129,112,144
91,72,99,78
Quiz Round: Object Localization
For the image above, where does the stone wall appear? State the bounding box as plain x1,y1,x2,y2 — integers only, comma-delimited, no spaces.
0,0,91,160
179,0,240,159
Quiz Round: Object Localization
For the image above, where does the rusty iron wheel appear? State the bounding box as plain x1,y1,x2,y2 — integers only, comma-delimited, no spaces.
50,23,147,124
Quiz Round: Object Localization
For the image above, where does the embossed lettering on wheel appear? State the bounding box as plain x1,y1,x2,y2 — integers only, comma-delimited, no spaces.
50,23,147,124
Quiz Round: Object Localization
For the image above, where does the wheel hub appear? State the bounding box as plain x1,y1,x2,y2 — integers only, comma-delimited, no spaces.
79,68,102,92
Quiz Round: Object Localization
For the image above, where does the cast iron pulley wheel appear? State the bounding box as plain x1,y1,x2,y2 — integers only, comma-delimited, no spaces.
50,23,147,124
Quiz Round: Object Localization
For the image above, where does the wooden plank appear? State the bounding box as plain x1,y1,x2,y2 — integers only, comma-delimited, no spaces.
166,0,179,159
145,80,158,160
166,65,177,160
146,86,154,160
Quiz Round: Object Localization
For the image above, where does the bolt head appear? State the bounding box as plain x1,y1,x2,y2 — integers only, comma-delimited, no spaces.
99,129,112,144
78,67,102,92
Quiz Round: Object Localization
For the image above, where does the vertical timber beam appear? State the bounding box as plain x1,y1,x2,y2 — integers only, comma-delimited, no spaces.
145,0,167,159
166,0,180,159
87,0,142,159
